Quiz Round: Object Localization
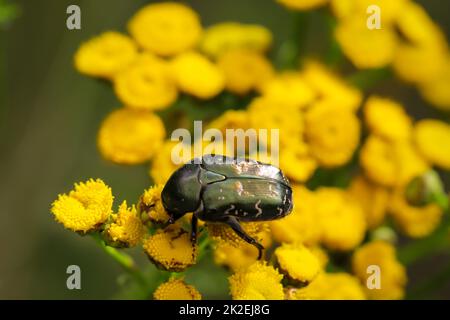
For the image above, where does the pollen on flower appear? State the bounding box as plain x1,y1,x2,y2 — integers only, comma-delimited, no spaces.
104,201,146,248
143,225,197,272
51,179,113,233
206,221,268,248
274,243,321,284
229,262,284,300
74,31,138,79
153,278,201,300
97,108,166,165
139,184,170,226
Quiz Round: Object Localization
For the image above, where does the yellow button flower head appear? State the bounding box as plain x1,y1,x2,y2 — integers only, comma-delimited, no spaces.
364,96,412,141
305,100,360,167
128,2,202,56
414,119,450,170
389,189,443,238
51,179,113,233
277,0,329,11
292,272,366,300
301,61,362,111
138,184,170,226
419,58,450,111
229,262,284,300
218,49,274,95
200,22,272,58
74,31,138,79
143,225,197,272
279,144,318,183
335,17,397,69
214,231,272,272
114,53,178,111
97,108,166,165
149,141,190,185
348,175,389,229
360,135,429,187
316,187,366,251
259,72,316,109
270,185,321,245
207,221,268,249
275,243,321,285
104,201,145,248
153,278,201,300
352,240,407,300
170,52,225,99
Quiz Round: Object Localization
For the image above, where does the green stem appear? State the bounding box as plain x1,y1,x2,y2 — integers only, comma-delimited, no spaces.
91,234,148,289
346,68,392,91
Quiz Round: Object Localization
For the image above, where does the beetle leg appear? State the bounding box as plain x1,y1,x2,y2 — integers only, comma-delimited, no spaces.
190,213,198,244
221,216,265,260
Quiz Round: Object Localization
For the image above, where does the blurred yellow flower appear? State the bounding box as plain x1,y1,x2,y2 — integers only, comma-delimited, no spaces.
419,58,450,111
275,243,321,284
139,184,170,226
277,0,329,11
292,272,366,300
149,141,187,185
200,22,272,58
153,278,201,300
74,31,138,79
352,240,407,300
143,225,197,272
389,189,443,238
301,61,362,111
279,145,317,182
51,179,113,233
414,119,450,170
218,49,274,95
114,53,177,111
335,17,397,69
171,52,225,99
305,100,360,167
270,185,321,245
97,108,166,165
104,201,145,248
348,175,389,229
128,2,202,56
364,96,412,141
259,72,315,108
229,262,284,300
316,187,366,251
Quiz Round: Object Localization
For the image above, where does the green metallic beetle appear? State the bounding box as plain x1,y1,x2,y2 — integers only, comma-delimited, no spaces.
161,154,293,259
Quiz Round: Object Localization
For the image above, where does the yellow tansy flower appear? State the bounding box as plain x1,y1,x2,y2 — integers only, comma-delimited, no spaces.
335,17,397,69
301,61,362,111
218,49,274,95
279,145,318,183
74,31,138,79
414,119,450,170
229,262,284,300
305,100,360,167
114,53,177,111
143,225,197,272
149,141,189,185
171,51,225,99
316,187,366,251
292,273,366,300
51,179,113,233
207,222,268,248
389,189,443,238
153,278,201,300
200,22,272,58
275,243,321,284
348,175,389,229
270,185,321,245
259,72,315,109
277,0,329,11
128,2,202,56
364,96,412,141
419,58,450,111
352,240,407,300
138,184,170,226
97,108,166,165
104,201,145,248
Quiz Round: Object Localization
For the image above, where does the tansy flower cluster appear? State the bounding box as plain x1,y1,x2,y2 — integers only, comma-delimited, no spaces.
50,1,450,300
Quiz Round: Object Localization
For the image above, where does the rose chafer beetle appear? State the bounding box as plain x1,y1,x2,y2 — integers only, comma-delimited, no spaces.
162,154,293,259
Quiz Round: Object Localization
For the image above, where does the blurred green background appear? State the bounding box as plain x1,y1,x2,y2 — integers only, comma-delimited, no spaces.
0,0,449,299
